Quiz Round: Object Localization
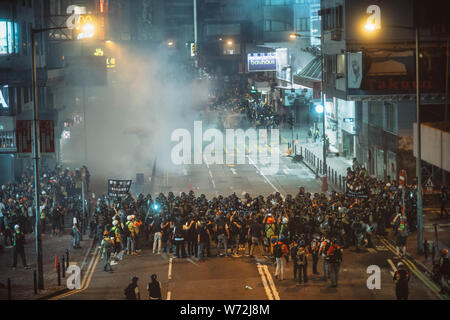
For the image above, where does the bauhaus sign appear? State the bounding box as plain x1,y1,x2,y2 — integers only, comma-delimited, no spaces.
248,53,277,72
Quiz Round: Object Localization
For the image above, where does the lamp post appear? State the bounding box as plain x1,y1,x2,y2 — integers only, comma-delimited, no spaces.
31,26,68,290
31,20,95,289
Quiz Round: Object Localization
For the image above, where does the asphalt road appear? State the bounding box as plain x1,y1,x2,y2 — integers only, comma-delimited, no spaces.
53,152,445,300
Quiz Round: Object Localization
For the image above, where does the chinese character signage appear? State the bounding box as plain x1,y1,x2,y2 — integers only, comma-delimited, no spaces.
108,180,132,198
39,120,55,153
16,120,32,153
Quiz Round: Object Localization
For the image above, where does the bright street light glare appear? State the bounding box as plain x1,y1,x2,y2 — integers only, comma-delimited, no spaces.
77,23,96,39
289,34,298,39
168,41,174,46
227,40,233,45
82,23,95,34
315,104,324,114
364,23,376,32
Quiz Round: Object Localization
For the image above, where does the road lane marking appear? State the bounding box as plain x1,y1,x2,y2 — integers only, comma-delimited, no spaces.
283,169,291,175
380,238,446,300
257,264,274,300
387,259,397,272
50,247,101,300
187,258,199,266
367,248,377,254
168,257,173,280
248,156,284,198
262,265,280,300
230,168,237,175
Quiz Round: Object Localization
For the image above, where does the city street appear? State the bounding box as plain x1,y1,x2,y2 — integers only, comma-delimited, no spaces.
51,153,445,301
1,0,449,305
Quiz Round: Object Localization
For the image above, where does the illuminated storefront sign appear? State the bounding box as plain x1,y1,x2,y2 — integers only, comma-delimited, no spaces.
248,53,277,72
106,57,116,68
94,48,104,56
0,85,9,108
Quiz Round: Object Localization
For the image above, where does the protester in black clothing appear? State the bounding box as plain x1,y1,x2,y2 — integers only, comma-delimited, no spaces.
12,225,29,269
440,186,448,218
147,274,162,300
393,262,410,300
124,276,140,300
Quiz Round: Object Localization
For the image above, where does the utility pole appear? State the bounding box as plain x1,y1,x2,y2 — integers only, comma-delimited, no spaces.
193,0,198,70
31,30,44,290
415,26,424,254
321,34,327,184
444,39,448,186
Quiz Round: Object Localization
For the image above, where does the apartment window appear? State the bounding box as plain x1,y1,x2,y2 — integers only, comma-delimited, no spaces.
0,20,19,55
295,18,310,32
265,20,291,32
265,0,291,5
324,55,333,84
320,6,343,31
22,21,27,55
24,87,30,103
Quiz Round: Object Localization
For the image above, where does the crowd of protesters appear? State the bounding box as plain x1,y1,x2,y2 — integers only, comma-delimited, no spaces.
90,165,448,291
205,82,293,130
0,165,90,268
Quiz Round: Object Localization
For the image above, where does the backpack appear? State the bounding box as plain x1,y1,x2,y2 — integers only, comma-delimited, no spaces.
297,247,307,265
329,246,342,263
123,222,131,237
124,283,136,300
273,243,282,258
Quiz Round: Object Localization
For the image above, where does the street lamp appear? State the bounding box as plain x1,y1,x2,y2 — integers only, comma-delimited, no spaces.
363,23,424,253
31,21,95,290
31,26,68,290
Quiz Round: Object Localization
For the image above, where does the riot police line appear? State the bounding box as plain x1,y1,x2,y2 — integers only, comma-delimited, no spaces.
90,167,419,264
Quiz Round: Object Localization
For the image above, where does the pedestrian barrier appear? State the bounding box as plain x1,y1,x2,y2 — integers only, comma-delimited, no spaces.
57,262,61,287
33,270,37,295
62,256,66,278
7,278,11,300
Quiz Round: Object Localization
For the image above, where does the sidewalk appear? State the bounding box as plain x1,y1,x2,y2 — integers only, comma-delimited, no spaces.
0,227,94,300
383,208,450,297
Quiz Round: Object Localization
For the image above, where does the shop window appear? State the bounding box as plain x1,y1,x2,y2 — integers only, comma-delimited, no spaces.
336,54,345,74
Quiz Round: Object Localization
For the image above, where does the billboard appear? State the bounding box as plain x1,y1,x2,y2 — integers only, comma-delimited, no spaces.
248,53,277,72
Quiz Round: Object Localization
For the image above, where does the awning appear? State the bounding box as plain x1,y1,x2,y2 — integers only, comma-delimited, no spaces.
293,56,322,88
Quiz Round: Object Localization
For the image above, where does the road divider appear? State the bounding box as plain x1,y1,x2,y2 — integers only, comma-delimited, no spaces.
257,264,273,300
49,246,101,300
